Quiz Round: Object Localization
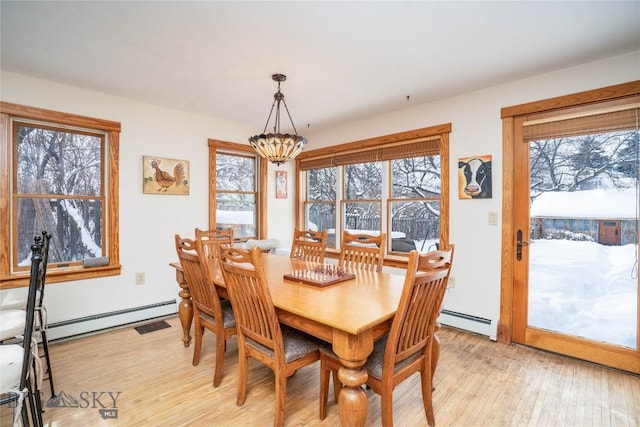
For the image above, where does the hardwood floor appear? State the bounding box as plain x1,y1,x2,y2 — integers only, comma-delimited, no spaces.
2,315,638,426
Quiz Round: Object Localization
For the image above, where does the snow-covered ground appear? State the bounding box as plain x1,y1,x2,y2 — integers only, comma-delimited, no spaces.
528,239,637,349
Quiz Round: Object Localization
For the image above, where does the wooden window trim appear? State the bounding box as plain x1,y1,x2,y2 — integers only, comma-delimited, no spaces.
208,139,268,240
1,102,121,289
295,124,451,268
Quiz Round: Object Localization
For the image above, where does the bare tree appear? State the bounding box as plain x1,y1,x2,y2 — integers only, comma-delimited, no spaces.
530,130,638,199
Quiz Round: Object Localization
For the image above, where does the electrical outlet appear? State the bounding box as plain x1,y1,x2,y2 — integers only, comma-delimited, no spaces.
448,276,456,289
135,272,145,285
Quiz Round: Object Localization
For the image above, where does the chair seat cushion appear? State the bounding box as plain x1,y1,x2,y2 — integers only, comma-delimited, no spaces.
220,299,236,328
200,299,236,329
0,290,27,310
0,344,24,392
364,335,422,379
0,310,26,341
248,325,320,363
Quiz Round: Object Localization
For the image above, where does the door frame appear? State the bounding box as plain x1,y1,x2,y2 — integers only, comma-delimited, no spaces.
498,80,640,373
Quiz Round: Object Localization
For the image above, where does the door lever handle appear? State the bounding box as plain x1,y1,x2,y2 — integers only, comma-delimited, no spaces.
516,230,532,261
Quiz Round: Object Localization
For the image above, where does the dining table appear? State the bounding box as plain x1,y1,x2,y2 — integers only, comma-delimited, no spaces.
170,253,407,427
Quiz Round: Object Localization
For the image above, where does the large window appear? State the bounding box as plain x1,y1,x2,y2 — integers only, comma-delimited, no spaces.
296,124,450,264
1,102,121,288
208,139,267,242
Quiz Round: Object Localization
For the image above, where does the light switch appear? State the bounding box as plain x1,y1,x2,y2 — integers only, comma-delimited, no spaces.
488,212,498,225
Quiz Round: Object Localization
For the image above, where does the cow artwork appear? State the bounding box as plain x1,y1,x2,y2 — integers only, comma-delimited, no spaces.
458,155,492,199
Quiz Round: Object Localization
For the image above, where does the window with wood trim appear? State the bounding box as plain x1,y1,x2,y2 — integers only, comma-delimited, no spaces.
208,139,268,242
296,125,450,261
0,102,121,288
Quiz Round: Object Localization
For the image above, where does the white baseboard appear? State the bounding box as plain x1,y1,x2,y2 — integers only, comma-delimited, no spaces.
47,300,177,341
439,310,496,341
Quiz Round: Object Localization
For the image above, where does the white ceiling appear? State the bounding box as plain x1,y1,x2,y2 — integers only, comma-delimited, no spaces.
1,1,639,134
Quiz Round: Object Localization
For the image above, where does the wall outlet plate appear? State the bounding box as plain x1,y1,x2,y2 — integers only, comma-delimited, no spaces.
135,272,145,285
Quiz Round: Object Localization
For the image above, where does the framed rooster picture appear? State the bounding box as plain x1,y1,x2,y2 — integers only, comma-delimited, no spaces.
143,156,190,195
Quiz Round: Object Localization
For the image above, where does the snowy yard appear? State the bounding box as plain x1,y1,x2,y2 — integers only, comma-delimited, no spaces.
528,239,637,349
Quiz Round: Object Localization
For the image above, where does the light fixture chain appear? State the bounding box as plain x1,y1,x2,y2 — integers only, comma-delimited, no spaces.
281,100,299,135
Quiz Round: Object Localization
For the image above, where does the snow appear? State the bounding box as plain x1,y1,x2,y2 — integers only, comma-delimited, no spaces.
528,239,637,348
216,210,254,224
531,188,639,219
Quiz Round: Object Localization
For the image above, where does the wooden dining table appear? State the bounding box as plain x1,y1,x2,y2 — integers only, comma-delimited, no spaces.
170,253,406,427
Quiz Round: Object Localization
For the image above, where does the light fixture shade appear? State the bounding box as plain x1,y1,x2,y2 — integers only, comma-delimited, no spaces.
249,74,308,165
249,133,308,166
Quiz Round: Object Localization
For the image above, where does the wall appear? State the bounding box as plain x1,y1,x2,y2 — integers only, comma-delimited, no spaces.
1,50,638,340
0,71,297,339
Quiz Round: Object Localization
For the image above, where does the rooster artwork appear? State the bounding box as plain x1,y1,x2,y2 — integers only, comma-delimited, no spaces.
142,156,190,195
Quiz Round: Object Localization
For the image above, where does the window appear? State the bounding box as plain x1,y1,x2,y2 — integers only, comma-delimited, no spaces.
208,139,267,242
1,102,121,288
296,124,451,263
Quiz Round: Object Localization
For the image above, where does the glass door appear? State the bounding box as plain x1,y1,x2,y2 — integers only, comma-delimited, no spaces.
512,102,640,374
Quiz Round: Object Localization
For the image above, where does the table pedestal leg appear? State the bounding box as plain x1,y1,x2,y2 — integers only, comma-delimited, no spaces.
175,268,193,347
333,329,372,427
337,366,368,427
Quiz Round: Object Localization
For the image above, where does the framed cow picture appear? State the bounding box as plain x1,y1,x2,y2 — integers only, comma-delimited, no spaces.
458,154,492,199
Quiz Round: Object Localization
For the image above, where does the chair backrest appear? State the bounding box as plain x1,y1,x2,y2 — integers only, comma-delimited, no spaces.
175,234,225,321
20,242,43,389
195,227,234,246
416,244,455,274
417,244,455,315
35,231,51,306
384,250,451,368
290,229,327,263
219,246,284,356
339,231,386,272
195,228,233,280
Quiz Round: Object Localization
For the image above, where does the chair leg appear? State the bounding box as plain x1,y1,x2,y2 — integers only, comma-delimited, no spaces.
273,367,286,427
236,345,248,406
213,334,225,388
192,320,203,366
420,369,435,427
319,355,342,420
319,356,329,420
332,370,341,403
33,384,44,427
380,387,394,427
40,327,56,397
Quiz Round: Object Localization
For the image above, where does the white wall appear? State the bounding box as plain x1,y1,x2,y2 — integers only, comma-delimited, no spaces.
0,71,297,337
1,50,638,339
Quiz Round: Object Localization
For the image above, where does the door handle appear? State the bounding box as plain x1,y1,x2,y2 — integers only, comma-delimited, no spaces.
516,230,532,261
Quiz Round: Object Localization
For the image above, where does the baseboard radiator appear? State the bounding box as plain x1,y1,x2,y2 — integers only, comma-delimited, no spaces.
439,309,496,341
47,299,177,342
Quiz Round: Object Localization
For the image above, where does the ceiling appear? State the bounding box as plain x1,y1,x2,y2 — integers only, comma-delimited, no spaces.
1,1,639,134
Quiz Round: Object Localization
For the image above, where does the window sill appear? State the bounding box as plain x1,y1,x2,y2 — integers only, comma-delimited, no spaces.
0,264,122,289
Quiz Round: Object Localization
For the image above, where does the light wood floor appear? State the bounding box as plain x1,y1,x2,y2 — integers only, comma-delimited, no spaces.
2,315,638,426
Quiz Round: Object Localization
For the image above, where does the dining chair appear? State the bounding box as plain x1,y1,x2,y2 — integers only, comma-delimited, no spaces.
0,242,44,427
319,249,452,427
289,228,327,263
419,244,455,382
219,246,321,427
195,227,234,245
175,234,237,387
1,231,55,398
195,227,234,285
34,231,55,398
339,231,386,272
